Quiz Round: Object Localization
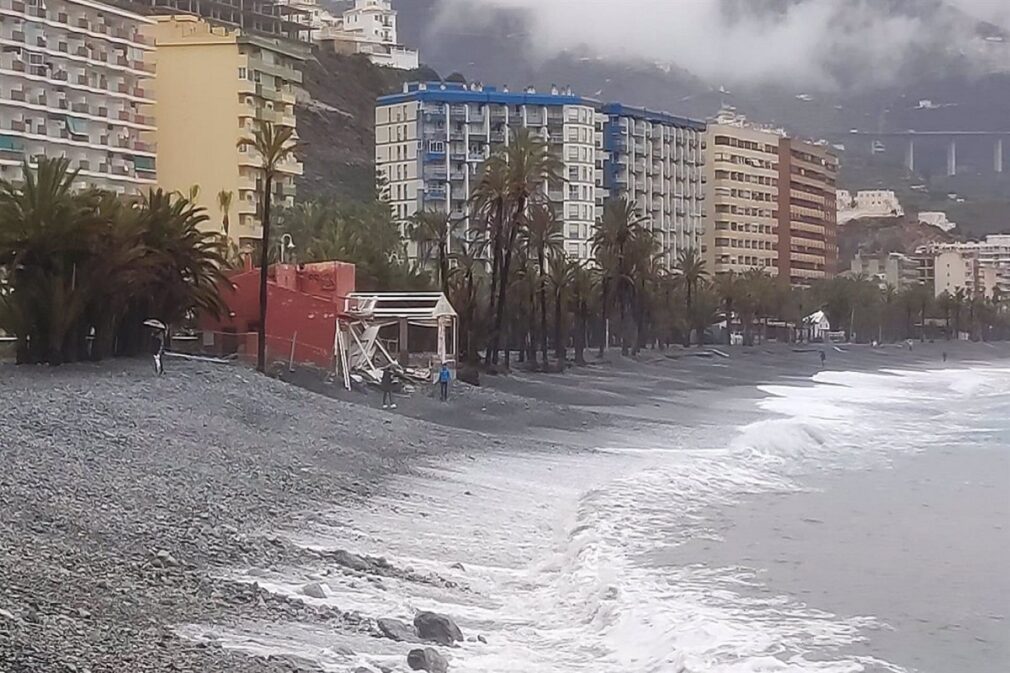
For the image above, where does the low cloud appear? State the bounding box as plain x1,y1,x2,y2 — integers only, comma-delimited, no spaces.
431,0,1010,88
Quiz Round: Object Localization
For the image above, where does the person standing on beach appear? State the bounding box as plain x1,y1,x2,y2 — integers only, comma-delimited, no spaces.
438,362,451,402
381,367,396,409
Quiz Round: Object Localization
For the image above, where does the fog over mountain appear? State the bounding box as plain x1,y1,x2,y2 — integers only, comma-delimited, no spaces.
414,0,1008,89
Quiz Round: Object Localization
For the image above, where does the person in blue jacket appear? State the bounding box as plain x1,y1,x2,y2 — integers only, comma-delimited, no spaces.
438,363,451,401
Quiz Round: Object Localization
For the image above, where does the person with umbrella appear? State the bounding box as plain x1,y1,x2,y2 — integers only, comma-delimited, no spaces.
144,319,167,375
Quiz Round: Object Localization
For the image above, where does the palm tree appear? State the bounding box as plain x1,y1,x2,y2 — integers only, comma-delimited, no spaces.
674,248,708,346
408,209,456,297
713,272,739,345
569,262,596,365
473,128,562,366
592,198,648,356
217,190,234,238
0,159,228,365
546,254,576,366
448,232,486,364
469,154,508,363
524,202,565,366
237,119,298,372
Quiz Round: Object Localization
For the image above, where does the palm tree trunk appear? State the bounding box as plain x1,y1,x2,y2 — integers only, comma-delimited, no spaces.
484,206,502,366
438,240,449,297
598,276,609,358
619,285,629,356
575,303,587,365
538,249,548,367
725,299,733,346
554,289,564,365
527,276,538,368
684,283,693,347
491,218,522,365
257,175,273,373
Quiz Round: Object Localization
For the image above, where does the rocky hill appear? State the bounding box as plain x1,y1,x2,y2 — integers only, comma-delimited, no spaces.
295,51,437,202
837,216,956,267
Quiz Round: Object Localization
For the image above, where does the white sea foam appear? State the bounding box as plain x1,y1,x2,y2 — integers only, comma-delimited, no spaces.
187,364,1009,672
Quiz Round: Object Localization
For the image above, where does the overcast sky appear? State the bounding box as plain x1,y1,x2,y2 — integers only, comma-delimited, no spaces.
432,0,1010,88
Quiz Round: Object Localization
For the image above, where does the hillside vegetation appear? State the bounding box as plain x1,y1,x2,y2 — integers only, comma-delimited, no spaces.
295,51,437,202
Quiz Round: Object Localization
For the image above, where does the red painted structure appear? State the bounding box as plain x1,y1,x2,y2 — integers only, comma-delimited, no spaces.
201,260,356,368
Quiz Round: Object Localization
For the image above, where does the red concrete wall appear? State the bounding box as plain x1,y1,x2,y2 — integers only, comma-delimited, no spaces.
202,262,355,369
273,261,356,305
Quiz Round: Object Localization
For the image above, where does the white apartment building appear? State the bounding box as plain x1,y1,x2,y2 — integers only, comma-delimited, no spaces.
0,0,157,192
319,0,418,70
376,82,597,261
599,103,706,266
929,235,1010,297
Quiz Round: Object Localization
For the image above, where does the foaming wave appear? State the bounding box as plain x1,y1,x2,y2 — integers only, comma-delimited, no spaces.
187,364,1010,672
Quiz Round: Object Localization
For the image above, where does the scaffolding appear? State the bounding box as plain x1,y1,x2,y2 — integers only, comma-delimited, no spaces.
112,0,312,43
335,292,458,391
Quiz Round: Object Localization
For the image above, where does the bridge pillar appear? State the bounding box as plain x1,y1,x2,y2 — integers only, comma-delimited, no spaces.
905,139,916,172
947,140,957,177
996,138,1004,174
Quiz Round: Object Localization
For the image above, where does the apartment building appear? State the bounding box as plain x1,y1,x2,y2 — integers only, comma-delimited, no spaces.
375,81,597,260
376,82,709,264
0,0,157,192
703,122,782,276
934,248,998,299
777,138,839,285
599,104,706,266
147,15,307,244
925,235,1010,297
850,251,921,290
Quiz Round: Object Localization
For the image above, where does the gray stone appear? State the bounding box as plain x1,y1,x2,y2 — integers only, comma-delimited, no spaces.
300,582,328,599
406,647,448,673
413,611,463,646
377,617,420,643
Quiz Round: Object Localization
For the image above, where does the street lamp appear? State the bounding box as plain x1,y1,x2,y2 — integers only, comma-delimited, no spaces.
279,233,295,264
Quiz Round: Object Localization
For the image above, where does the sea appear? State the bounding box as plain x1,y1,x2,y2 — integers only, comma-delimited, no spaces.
185,362,1010,672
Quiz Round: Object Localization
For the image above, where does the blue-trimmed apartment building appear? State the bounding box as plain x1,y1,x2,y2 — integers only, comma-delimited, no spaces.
375,81,706,264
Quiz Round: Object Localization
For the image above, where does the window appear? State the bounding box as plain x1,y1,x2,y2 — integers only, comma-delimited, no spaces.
238,67,247,80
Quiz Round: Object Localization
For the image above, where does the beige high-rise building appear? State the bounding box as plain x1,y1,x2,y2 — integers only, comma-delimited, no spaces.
703,122,782,276
147,15,308,245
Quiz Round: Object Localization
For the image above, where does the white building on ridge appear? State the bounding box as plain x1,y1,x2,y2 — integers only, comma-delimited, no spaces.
837,189,903,224
918,211,956,232
318,0,418,70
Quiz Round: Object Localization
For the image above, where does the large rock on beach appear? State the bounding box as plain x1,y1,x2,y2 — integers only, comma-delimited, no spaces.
299,582,328,599
413,611,463,646
377,617,420,642
406,647,449,673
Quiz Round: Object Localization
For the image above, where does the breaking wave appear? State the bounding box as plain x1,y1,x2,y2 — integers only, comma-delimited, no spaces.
187,365,1010,672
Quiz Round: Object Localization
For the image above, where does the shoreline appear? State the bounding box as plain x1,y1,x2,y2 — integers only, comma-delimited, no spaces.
1,341,1008,672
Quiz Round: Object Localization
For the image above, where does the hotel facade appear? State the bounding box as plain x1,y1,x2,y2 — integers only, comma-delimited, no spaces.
375,81,706,264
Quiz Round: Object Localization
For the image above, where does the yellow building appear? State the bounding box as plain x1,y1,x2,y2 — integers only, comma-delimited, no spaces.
703,122,783,276
146,15,307,245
